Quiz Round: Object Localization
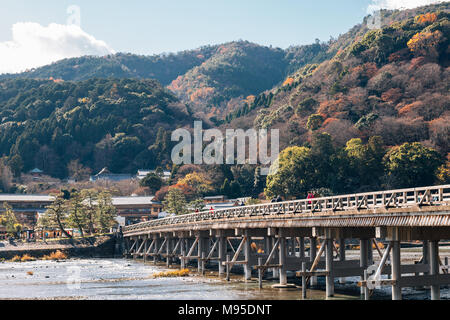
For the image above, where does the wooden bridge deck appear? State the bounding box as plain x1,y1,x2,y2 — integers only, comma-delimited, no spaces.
124,185,450,236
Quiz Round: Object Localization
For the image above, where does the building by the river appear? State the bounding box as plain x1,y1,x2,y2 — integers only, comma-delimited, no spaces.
0,194,162,239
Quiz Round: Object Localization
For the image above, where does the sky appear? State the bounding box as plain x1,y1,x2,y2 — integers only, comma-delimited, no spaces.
0,0,446,74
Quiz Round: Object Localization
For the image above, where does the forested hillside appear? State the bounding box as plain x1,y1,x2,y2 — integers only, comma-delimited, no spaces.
0,2,448,194
0,78,191,177
0,48,219,86
227,10,449,156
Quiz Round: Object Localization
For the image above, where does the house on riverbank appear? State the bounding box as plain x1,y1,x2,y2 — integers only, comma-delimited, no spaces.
0,194,163,239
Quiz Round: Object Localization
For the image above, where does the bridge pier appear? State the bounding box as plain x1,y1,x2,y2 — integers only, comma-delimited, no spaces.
325,238,334,297
310,237,317,286
339,238,346,284
430,240,440,300
271,236,278,278
299,237,305,259
218,233,226,276
422,240,429,276
360,238,369,296
391,240,402,300
244,231,252,281
166,236,171,267
278,236,287,286
180,237,186,269
143,236,148,262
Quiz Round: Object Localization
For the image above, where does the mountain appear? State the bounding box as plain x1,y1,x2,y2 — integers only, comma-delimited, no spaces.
1,41,331,120
0,48,219,86
224,5,450,157
0,2,449,181
0,78,192,177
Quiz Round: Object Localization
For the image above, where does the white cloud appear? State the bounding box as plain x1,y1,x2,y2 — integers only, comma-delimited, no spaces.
0,22,115,74
368,0,445,13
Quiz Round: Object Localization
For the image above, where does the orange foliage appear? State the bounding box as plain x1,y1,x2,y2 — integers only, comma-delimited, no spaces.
398,101,423,116
169,76,183,91
244,95,256,105
409,56,426,71
363,63,378,78
407,31,443,57
415,13,438,24
171,183,197,198
190,87,215,102
323,117,339,126
381,88,403,103
283,77,295,87
49,77,64,83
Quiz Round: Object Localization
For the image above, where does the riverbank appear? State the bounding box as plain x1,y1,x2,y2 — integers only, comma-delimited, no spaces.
0,235,119,260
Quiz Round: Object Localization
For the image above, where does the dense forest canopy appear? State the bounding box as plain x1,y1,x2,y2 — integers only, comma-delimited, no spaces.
0,78,192,177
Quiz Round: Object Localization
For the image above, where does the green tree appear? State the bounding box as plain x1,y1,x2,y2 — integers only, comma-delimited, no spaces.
80,189,99,235
66,191,88,237
265,146,314,199
221,178,232,197
345,136,385,189
253,166,265,198
40,193,72,239
95,191,117,233
306,114,324,131
163,188,188,215
8,155,23,178
1,203,22,238
384,142,443,188
140,173,163,193
188,198,206,212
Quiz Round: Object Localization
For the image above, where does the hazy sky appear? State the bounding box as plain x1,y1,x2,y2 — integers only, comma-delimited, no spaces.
0,0,445,73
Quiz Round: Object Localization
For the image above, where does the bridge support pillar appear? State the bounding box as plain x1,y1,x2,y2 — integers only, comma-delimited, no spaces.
244,232,252,281
218,235,226,276
299,237,305,259
166,237,171,267
429,240,440,300
271,237,278,278
310,237,317,286
143,236,148,262
180,238,186,269
391,241,402,300
198,237,206,273
339,238,346,284
423,240,429,276
153,238,159,264
289,238,296,256
279,237,287,286
326,238,334,297
360,239,369,295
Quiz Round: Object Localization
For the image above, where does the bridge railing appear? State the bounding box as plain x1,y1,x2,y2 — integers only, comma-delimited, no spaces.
123,185,450,233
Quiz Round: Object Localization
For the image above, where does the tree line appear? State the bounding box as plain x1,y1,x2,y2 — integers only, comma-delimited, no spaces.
37,190,117,238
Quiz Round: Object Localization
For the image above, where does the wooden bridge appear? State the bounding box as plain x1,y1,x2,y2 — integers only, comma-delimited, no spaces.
123,185,450,300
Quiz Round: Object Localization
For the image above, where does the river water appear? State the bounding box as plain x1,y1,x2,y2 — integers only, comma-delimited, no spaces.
0,254,448,300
